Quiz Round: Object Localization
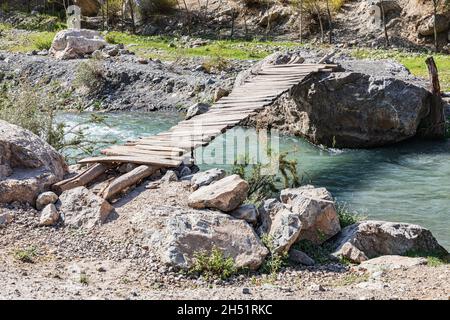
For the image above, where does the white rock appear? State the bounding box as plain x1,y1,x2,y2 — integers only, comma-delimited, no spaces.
188,174,248,212
36,191,59,210
39,203,59,226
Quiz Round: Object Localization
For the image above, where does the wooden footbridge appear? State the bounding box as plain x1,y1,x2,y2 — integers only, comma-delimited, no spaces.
53,62,336,200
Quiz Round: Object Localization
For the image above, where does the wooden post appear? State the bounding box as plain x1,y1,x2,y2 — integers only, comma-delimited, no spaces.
424,56,445,138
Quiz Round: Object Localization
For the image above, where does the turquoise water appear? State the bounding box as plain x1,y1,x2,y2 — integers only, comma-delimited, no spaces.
57,112,450,249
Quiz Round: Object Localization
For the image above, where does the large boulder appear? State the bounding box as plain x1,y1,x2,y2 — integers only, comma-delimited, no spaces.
281,185,341,244
58,186,113,228
185,102,210,120
417,14,449,36
242,51,440,148
148,212,269,270
50,29,107,60
74,0,101,17
0,120,67,205
331,220,448,263
188,174,249,212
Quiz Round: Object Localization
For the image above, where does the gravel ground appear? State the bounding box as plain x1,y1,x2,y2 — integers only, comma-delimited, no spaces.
1,181,449,300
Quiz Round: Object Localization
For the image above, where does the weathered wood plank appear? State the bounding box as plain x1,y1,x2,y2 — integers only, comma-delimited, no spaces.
78,156,182,167
52,163,108,194
102,165,158,200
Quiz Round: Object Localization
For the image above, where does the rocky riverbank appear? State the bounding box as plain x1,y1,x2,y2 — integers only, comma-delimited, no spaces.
0,119,449,300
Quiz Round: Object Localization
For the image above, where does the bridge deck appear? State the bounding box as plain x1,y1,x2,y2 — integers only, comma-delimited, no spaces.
78,63,336,167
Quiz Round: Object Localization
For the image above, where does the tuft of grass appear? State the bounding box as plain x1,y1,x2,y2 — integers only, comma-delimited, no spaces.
405,249,449,267
32,33,53,51
336,202,366,228
332,273,369,287
14,247,38,263
79,272,89,285
190,246,237,280
260,234,289,275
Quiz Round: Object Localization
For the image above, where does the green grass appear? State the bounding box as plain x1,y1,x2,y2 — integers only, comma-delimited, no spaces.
13,246,38,263
103,31,301,60
336,201,366,228
352,48,450,92
405,249,449,267
0,24,56,52
190,246,237,280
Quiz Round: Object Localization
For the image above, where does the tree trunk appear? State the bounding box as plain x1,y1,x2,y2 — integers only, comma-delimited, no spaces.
182,0,191,35
380,0,390,47
299,0,303,43
433,0,439,52
326,0,332,44
128,0,136,34
422,57,446,138
316,5,324,43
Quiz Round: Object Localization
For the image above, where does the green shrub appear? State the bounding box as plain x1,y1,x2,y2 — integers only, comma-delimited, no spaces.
336,201,365,228
190,246,237,280
260,234,289,275
14,247,38,263
73,60,105,94
32,34,53,50
201,56,229,73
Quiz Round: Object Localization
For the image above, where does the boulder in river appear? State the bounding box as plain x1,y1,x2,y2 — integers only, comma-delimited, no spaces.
241,50,443,148
331,220,448,263
0,120,67,206
149,212,269,270
188,174,249,212
50,29,107,60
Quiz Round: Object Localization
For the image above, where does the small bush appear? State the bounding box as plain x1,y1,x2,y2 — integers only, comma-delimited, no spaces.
190,247,237,280
405,249,449,267
79,272,89,285
336,202,365,228
260,234,289,275
14,247,38,263
73,60,105,94
201,56,229,73
31,34,53,50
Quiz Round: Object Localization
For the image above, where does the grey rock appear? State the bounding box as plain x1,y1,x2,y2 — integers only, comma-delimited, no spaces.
358,255,428,272
58,186,113,228
191,168,226,190
257,198,285,236
185,102,210,120
268,208,302,254
331,220,448,263
178,166,192,178
36,191,59,210
0,211,13,226
229,204,258,224
213,87,230,102
188,175,249,212
161,170,178,182
0,120,67,205
39,203,59,226
288,249,315,266
149,212,268,270
283,185,341,244
417,14,449,36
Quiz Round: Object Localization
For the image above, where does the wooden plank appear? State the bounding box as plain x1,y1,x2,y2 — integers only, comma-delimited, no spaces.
132,145,186,153
52,163,108,194
102,165,158,200
102,145,183,157
78,156,182,167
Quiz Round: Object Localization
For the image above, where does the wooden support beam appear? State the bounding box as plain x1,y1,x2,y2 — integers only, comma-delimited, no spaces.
52,163,108,194
102,165,158,200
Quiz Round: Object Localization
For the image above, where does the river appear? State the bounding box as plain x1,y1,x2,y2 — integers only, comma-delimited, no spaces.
57,112,450,250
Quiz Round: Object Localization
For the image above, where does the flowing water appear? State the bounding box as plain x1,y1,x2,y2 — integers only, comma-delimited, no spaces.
57,112,450,249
